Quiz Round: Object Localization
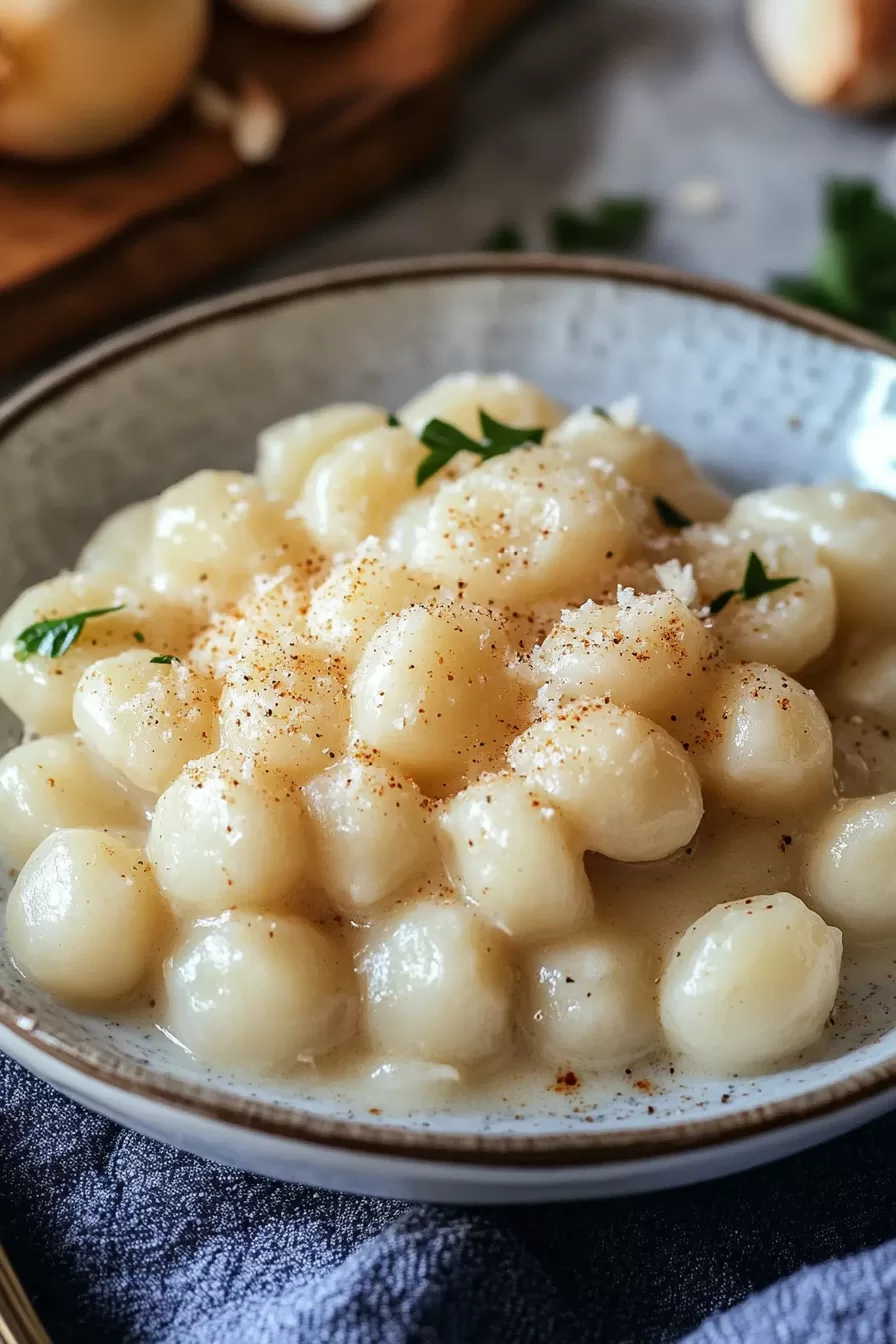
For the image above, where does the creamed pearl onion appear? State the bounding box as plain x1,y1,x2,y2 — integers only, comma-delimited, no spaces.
148,749,313,917
0,735,142,870
803,794,896,944
218,632,349,781
303,756,436,910
533,591,720,724
684,527,836,675
660,892,842,1072
524,929,658,1068
399,372,564,440
150,470,313,611
350,601,529,794
257,403,387,502
413,451,643,606
822,634,896,723
165,912,356,1070
188,568,310,683
77,499,155,583
300,426,425,555
0,572,196,735
360,901,513,1071
305,540,430,671
728,485,896,628
73,649,219,794
686,662,834,817
438,773,592,941
548,406,730,522
509,700,703,862
6,830,163,1003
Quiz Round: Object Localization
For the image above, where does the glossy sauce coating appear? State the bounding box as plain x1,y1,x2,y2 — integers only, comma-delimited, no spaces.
3,372,895,1101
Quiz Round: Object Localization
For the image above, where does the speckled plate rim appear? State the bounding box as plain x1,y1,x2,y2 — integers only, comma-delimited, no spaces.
1,252,896,1170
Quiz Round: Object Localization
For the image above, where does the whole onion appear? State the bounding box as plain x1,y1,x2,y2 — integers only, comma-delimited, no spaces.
748,0,896,110
0,0,209,161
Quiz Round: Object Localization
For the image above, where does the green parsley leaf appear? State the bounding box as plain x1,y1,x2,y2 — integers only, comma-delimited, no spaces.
14,604,124,662
740,550,800,602
416,410,546,487
387,413,401,427
769,178,896,338
133,631,145,643
416,419,482,486
549,197,652,254
150,654,181,665
593,406,611,420
770,275,846,319
478,409,545,457
708,552,799,616
483,222,525,252
653,496,693,530
708,588,738,615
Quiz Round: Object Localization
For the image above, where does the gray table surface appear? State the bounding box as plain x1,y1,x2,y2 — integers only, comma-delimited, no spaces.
3,0,894,405
228,0,894,296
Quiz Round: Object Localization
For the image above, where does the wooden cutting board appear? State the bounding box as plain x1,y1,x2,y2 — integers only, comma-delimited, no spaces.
0,0,535,375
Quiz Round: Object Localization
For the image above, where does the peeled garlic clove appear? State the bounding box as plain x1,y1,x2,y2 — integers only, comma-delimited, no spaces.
228,0,379,32
748,0,896,110
189,76,285,165
232,76,285,165
0,0,209,161
191,77,237,133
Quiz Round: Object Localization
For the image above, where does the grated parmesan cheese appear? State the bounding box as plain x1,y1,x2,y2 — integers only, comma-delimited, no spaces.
653,559,700,608
609,395,641,429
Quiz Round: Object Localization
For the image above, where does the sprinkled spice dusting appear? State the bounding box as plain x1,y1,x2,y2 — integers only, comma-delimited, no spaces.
0,368,874,1120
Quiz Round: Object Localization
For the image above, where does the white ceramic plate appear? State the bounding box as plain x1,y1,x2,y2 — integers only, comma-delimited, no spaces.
2,256,896,1204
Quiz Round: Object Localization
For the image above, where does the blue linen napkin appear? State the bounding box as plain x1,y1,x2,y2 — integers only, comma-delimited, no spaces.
3,1053,896,1343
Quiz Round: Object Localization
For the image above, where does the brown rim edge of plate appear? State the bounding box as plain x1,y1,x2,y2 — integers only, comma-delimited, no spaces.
1,252,895,1171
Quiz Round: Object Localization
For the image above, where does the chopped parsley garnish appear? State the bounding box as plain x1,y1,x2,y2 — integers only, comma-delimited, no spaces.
133,631,145,643
770,179,896,340
416,409,546,486
150,654,181,665
709,552,800,615
483,222,525,252
416,420,479,485
653,496,693,530
549,197,652,254
387,413,401,427
593,406,611,420
708,588,737,615
478,410,546,455
14,605,124,662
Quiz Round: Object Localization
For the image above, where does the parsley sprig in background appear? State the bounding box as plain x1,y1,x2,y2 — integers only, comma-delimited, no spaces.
771,180,896,341
484,178,896,344
484,197,652,255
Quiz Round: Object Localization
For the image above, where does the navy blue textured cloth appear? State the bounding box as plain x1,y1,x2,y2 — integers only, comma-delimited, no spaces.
3,1054,896,1342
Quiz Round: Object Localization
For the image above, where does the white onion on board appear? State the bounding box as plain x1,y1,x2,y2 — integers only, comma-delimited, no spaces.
0,0,208,161
747,0,896,110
